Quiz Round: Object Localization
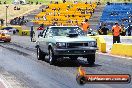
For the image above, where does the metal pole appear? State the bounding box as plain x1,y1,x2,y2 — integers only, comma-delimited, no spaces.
6,6,8,26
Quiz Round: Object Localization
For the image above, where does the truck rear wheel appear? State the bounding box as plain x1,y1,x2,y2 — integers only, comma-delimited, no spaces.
37,48,46,60
87,54,95,66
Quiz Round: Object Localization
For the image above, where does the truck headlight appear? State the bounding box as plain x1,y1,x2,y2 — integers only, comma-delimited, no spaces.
56,42,66,48
88,41,97,47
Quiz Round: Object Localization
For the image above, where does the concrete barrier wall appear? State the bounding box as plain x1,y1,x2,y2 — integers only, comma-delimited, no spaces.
89,36,106,53
111,43,132,57
19,29,30,36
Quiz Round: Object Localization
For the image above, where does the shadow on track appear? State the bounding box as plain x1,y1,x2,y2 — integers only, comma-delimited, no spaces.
44,57,102,67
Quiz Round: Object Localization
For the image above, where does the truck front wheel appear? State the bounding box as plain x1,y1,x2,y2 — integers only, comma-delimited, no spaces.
87,54,95,66
48,48,57,65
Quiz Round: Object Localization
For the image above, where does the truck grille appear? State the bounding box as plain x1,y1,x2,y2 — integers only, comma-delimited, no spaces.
67,43,88,48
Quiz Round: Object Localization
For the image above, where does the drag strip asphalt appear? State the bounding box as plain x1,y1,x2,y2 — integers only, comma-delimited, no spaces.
0,42,132,88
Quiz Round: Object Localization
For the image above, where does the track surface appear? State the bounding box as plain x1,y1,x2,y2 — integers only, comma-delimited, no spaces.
0,42,132,88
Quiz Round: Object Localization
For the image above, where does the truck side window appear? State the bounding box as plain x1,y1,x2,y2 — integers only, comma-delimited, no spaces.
42,29,46,38
43,27,49,38
45,31,49,38
45,28,54,38
44,28,50,38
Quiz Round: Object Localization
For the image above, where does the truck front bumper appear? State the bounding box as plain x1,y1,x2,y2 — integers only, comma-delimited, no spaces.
54,47,97,56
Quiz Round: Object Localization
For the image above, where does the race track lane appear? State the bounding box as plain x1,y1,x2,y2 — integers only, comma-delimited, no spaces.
0,45,132,88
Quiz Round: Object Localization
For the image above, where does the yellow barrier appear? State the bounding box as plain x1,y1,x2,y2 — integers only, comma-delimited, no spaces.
11,26,30,36
111,43,132,57
89,35,106,53
121,36,132,39
19,29,30,36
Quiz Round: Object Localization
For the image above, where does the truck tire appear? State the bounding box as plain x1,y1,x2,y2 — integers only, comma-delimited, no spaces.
87,54,95,66
37,48,46,60
48,48,57,65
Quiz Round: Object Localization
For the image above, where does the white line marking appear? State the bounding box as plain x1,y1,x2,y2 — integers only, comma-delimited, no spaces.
0,75,13,88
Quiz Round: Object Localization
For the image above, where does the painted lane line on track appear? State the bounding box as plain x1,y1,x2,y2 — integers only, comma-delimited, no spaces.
0,81,6,88
0,75,13,88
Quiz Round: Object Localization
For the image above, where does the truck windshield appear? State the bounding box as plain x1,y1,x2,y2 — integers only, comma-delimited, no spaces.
49,27,85,36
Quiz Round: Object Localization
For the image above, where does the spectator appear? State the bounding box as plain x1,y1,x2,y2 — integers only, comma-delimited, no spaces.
122,18,128,22
110,12,118,16
1,19,4,26
20,20,23,25
17,7,20,10
50,1,53,4
13,30,16,35
58,8,60,11
37,24,44,37
126,24,132,36
57,13,60,16
81,10,85,14
52,22,58,26
30,26,35,42
97,1,101,5
75,22,79,26
3,1,6,4
28,1,31,4
81,19,90,34
52,8,56,11
75,19,78,23
74,1,78,4
77,8,81,11
107,2,110,5
31,1,33,5
20,1,24,4
93,9,95,13
42,9,44,12
112,22,121,44
60,23,63,26
62,0,66,3
10,16,27,25
85,2,88,4
72,15,75,17
66,8,69,11
14,6,16,10
98,22,104,34
22,16,24,20
100,24,109,35
46,6,49,9
67,19,71,23
124,2,128,5
36,1,38,5
43,15,46,20
90,11,93,16
128,15,132,23
120,24,126,36
55,1,58,4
